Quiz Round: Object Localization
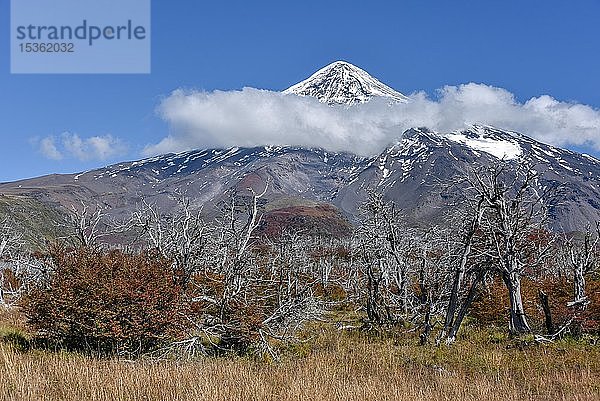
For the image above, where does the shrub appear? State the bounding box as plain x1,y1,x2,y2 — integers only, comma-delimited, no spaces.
470,277,508,327
22,246,184,355
578,279,600,335
470,275,600,336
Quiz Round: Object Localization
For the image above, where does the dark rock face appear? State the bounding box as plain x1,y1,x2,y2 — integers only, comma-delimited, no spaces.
2,125,600,235
335,125,600,231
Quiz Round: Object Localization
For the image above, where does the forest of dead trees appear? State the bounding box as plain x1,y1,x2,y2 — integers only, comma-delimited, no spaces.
0,161,599,358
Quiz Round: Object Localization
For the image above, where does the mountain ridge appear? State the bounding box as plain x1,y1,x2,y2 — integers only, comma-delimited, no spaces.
3,124,600,233
2,62,600,236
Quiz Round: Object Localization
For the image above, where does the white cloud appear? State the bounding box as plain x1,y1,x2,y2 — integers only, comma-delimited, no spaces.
39,136,63,160
36,133,127,161
145,84,600,157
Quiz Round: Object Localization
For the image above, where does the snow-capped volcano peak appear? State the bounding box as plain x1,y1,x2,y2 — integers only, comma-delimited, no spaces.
283,61,409,105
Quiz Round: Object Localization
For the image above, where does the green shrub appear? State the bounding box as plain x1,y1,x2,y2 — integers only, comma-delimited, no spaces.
0,326,30,352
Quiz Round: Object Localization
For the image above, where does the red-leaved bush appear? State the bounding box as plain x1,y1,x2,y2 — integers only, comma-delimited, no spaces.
471,276,600,335
22,246,184,354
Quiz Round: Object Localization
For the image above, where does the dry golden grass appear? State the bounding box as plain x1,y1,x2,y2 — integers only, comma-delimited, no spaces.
0,307,27,333
1,322,599,401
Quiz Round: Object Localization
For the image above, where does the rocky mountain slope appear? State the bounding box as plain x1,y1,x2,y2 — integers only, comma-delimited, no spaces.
335,125,600,231
0,146,368,237
2,62,600,236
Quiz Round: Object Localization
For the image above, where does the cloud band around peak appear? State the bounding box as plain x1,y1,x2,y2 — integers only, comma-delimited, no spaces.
146,83,600,157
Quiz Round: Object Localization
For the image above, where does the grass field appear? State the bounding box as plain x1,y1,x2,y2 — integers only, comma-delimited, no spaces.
1,308,599,401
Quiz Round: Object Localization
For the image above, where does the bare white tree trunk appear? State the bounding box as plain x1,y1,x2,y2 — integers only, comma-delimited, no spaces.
567,222,599,308
502,269,531,334
573,263,586,304
463,161,551,336
446,269,485,343
438,200,485,344
0,218,24,307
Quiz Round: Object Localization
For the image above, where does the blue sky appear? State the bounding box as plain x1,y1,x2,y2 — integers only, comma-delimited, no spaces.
1,0,600,181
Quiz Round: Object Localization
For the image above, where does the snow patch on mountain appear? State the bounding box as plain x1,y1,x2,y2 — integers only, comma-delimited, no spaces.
443,126,522,160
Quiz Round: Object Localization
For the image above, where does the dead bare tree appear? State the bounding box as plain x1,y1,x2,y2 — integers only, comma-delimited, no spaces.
0,218,23,306
257,232,325,358
436,197,487,345
214,186,267,339
565,222,600,309
355,191,418,326
0,218,47,308
60,201,108,248
416,228,454,345
129,197,208,284
472,161,554,335
175,183,280,354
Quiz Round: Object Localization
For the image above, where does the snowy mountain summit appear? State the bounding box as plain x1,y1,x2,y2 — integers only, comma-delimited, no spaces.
283,61,409,105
